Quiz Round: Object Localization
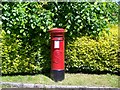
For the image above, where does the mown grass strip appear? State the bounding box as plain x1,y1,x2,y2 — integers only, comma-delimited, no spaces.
1,73,120,88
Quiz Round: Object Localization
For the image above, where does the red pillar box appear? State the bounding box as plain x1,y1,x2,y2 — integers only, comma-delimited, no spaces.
48,28,66,82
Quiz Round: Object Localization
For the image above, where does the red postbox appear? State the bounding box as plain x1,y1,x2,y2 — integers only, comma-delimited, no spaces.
48,28,66,82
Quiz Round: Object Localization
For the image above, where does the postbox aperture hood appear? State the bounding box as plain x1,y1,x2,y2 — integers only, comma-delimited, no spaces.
48,28,66,33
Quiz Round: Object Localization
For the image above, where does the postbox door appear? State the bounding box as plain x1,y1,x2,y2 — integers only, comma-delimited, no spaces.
51,37,64,70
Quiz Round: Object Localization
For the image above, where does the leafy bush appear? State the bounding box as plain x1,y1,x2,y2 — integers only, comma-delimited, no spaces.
65,26,119,74
1,2,119,75
0,28,2,73
43,2,118,39
2,2,52,75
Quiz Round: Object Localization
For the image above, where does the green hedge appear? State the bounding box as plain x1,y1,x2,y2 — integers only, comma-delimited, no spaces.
2,2,52,75
44,2,118,39
65,26,119,74
0,31,2,73
1,29,50,75
2,26,119,75
1,2,119,75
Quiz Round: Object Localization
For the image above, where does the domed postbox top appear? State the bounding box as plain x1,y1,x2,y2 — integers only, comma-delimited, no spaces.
48,28,66,33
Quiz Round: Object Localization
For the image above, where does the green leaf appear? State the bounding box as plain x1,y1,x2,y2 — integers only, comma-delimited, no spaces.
20,29,24,33
23,32,26,36
7,30,10,34
43,29,46,32
31,24,35,29
78,20,81,23
40,26,44,29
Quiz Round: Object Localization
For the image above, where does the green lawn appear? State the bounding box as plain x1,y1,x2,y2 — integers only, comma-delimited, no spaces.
1,73,120,88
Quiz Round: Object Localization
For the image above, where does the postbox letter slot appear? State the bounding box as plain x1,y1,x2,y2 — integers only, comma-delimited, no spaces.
52,37,63,41
54,40,59,48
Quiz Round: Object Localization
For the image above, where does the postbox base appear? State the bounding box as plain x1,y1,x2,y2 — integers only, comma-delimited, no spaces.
51,70,64,82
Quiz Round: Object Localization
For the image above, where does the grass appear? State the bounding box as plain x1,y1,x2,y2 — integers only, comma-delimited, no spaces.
1,73,120,88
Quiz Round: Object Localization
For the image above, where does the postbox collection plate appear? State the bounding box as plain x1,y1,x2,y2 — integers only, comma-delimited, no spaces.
54,40,59,48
